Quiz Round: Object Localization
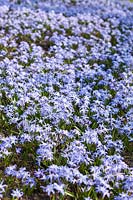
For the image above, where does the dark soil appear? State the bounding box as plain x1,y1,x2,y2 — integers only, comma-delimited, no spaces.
123,142,133,168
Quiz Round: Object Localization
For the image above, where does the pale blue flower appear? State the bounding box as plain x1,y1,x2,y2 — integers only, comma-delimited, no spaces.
11,189,23,198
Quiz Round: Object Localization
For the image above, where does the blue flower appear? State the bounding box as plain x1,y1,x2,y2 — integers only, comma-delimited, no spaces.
0,180,7,198
11,188,23,198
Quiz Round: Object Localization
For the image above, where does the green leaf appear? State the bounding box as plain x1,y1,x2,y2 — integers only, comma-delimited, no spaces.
65,191,75,198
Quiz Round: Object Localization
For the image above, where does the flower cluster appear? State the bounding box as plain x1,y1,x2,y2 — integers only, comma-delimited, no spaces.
0,0,133,199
